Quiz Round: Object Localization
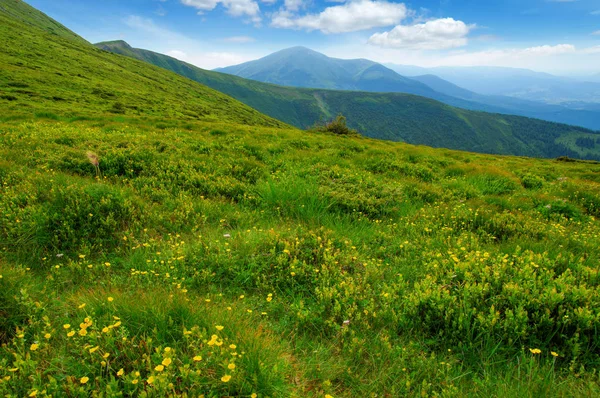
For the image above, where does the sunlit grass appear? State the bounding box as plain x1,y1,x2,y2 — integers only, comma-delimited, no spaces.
1,117,599,396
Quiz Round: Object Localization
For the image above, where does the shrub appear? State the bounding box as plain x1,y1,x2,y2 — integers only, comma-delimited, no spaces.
109,102,126,114
521,173,544,189
313,114,359,136
536,200,582,221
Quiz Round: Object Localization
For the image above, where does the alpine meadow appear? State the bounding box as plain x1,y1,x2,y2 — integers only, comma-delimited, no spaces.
1,0,600,397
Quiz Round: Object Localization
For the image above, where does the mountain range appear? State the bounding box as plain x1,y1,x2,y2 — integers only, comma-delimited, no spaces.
217,47,600,131
387,64,600,106
95,40,600,160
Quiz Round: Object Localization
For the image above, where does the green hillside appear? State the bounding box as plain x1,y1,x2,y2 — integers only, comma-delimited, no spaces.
0,2,287,128
2,1,600,396
96,41,600,160
0,0,85,43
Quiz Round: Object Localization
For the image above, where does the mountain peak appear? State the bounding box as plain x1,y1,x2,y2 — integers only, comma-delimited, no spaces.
95,40,133,49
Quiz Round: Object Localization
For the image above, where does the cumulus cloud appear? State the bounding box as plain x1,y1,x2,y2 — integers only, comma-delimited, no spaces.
368,18,472,50
271,0,408,34
181,0,261,23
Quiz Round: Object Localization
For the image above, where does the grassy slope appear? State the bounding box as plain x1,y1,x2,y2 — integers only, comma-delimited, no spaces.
95,41,600,160
2,118,600,397
1,1,600,396
0,3,287,129
0,0,85,43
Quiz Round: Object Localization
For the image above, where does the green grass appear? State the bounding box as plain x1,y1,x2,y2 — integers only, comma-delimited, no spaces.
1,1,600,396
1,118,600,396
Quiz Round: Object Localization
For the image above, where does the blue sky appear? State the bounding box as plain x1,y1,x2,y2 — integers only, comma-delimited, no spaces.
27,0,600,74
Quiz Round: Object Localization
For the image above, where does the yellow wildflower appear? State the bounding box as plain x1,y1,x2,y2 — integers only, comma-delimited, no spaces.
229,344,237,349
107,297,114,302
103,353,110,359
216,325,224,331
132,379,138,385
155,365,165,372
529,348,542,354
164,347,172,353
44,333,51,339
117,368,124,376
78,303,86,309
29,390,38,397
162,358,172,367
67,331,75,337
228,363,236,370
147,376,156,384
63,324,71,329
80,376,89,384
221,375,232,382
89,346,99,354
30,343,39,351
551,352,559,357
78,329,87,336
102,327,109,333
193,355,202,362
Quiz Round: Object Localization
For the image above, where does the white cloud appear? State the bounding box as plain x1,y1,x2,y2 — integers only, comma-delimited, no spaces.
519,44,576,56
122,15,261,69
271,0,408,34
592,30,600,35
181,0,261,23
181,0,219,11
222,35,256,43
284,0,304,12
592,10,600,15
166,50,189,60
368,18,472,50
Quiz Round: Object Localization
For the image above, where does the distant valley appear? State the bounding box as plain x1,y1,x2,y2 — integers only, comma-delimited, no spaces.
96,41,600,160
216,47,600,131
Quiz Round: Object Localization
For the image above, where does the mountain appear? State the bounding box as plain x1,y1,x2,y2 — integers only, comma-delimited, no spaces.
218,48,600,131
96,40,600,160
216,46,437,97
0,2,286,128
410,74,600,130
388,64,600,105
